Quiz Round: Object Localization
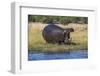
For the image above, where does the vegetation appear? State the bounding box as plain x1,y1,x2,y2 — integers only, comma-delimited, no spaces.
28,15,88,25
28,15,88,53
28,22,88,53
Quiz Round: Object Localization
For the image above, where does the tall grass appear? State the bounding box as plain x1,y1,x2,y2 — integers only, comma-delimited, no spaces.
28,22,88,53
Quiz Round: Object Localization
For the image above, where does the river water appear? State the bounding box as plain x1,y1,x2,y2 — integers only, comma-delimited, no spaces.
28,50,88,61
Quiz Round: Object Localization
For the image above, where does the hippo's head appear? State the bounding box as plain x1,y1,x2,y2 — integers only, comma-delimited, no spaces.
63,28,74,44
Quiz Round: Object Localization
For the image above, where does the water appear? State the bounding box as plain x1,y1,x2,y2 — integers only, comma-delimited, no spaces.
28,50,88,61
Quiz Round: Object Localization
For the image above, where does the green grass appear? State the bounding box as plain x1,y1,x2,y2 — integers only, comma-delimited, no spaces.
28,23,88,53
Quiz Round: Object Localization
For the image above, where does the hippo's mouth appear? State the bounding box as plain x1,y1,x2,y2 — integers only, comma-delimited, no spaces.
64,38,71,44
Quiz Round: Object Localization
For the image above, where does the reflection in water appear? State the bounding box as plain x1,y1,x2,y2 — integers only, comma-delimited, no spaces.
28,50,88,61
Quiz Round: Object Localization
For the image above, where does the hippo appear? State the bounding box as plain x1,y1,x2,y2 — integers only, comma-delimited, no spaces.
42,21,74,44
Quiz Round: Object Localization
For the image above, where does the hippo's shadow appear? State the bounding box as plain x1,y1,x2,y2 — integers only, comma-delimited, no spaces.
69,42,76,45
45,42,77,45
62,42,77,45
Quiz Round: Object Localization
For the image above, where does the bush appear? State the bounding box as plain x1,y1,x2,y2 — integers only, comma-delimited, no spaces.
28,15,88,25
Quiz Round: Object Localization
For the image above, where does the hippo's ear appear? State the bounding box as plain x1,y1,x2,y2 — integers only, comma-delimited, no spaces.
71,28,74,32
67,28,74,32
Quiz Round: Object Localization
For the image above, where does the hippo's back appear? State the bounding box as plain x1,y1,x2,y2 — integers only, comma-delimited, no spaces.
42,24,65,43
